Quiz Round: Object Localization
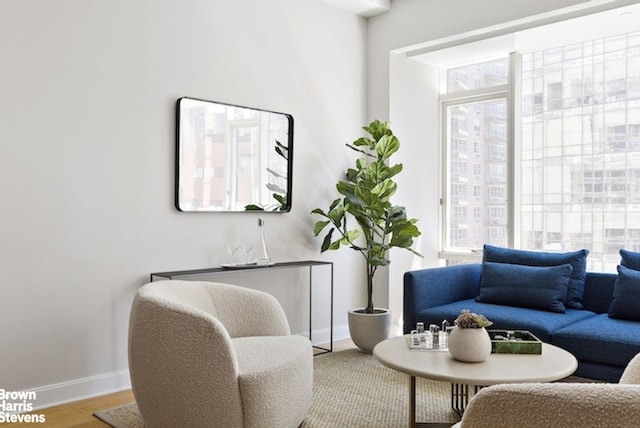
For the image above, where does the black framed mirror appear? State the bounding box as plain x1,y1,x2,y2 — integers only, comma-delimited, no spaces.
176,97,293,212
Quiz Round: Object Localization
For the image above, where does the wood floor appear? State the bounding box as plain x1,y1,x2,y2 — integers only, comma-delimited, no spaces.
12,339,355,427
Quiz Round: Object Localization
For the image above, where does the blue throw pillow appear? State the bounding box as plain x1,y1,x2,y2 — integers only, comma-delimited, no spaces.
609,264,640,321
476,261,572,313
620,249,640,271
483,244,589,309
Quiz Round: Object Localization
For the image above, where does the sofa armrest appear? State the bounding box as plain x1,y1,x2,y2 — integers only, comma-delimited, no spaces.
455,383,640,428
403,264,481,333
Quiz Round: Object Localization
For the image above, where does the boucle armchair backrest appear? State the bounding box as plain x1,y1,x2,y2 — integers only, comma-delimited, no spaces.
129,282,243,427
620,352,640,384
459,383,640,428
142,280,291,338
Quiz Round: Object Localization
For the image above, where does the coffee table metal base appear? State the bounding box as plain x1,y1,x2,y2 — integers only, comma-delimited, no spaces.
409,375,458,428
451,383,482,417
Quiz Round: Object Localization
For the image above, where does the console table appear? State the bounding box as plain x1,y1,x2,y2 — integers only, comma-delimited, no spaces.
150,260,333,353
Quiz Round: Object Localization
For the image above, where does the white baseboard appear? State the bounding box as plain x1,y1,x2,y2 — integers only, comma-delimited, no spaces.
305,321,402,347
30,370,131,410
295,323,351,347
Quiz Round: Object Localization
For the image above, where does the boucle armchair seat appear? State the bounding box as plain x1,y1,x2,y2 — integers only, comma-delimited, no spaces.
128,280,313,428
232,336,312,426
455,383,640,428
454,352,640,428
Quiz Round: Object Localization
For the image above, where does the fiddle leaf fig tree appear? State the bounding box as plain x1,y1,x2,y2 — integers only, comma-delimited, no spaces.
311,120,421,314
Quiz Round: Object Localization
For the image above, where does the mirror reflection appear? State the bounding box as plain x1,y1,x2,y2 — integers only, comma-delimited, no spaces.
176,97,293,212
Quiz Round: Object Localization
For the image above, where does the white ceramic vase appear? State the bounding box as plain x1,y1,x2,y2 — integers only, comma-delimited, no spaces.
447,326,492,362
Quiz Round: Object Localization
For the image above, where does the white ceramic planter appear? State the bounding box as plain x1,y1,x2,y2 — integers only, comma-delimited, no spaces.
447,326,492,362
348,308,391,353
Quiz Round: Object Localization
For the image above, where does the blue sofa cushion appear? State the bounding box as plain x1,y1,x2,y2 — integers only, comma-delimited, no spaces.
476,261,572,313
415,299,596,342
553,314,640,368
581,272,617,314
609,265,640,321
483,244,589,309
621,249,640,271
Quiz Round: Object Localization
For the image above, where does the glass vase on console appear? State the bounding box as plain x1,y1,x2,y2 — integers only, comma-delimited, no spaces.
252,218,272,265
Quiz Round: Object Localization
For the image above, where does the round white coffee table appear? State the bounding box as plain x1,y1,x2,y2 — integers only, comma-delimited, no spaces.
373,335,577,427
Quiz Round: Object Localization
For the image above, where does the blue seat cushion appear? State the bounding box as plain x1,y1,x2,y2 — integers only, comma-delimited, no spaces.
483,244,589,309
476,261,572,313
553,314,640,367
572,361,624,383
415,299,596,342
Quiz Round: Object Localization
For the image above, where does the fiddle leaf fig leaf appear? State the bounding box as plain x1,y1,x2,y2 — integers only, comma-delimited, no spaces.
375,134,400,160
387,163,403,178
371,179,396,200
344,229,360,243
320,228,335,252
328,238,342,250
327,204,345,224
352,137,372,147
314,220,330,236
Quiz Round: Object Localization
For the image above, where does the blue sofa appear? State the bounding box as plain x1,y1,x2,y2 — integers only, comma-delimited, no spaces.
404,263,640,382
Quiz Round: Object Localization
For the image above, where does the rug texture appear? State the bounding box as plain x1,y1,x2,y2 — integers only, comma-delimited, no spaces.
95,349,459,427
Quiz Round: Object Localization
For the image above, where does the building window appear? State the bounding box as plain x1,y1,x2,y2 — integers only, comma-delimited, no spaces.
520,31,640,271
441,29,640,272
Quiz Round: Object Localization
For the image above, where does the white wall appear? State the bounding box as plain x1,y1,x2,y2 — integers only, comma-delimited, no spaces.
0,0,367,407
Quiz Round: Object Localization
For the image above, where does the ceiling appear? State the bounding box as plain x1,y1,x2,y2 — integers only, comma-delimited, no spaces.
411,2,640,67
320,0,390,17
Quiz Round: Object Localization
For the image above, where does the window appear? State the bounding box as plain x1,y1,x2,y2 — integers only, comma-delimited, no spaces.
441,30,640,272
442,58,509,252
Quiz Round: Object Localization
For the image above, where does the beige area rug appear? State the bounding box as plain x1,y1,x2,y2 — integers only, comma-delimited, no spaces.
95,349,459,427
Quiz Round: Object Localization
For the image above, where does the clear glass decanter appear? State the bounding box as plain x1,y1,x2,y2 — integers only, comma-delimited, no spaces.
253,218,271,265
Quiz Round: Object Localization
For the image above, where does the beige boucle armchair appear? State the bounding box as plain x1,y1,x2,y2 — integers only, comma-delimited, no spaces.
128,280,313,428
454,352,640,428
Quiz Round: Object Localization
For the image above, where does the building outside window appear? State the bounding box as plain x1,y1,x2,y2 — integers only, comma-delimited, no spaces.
441,30,640,272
